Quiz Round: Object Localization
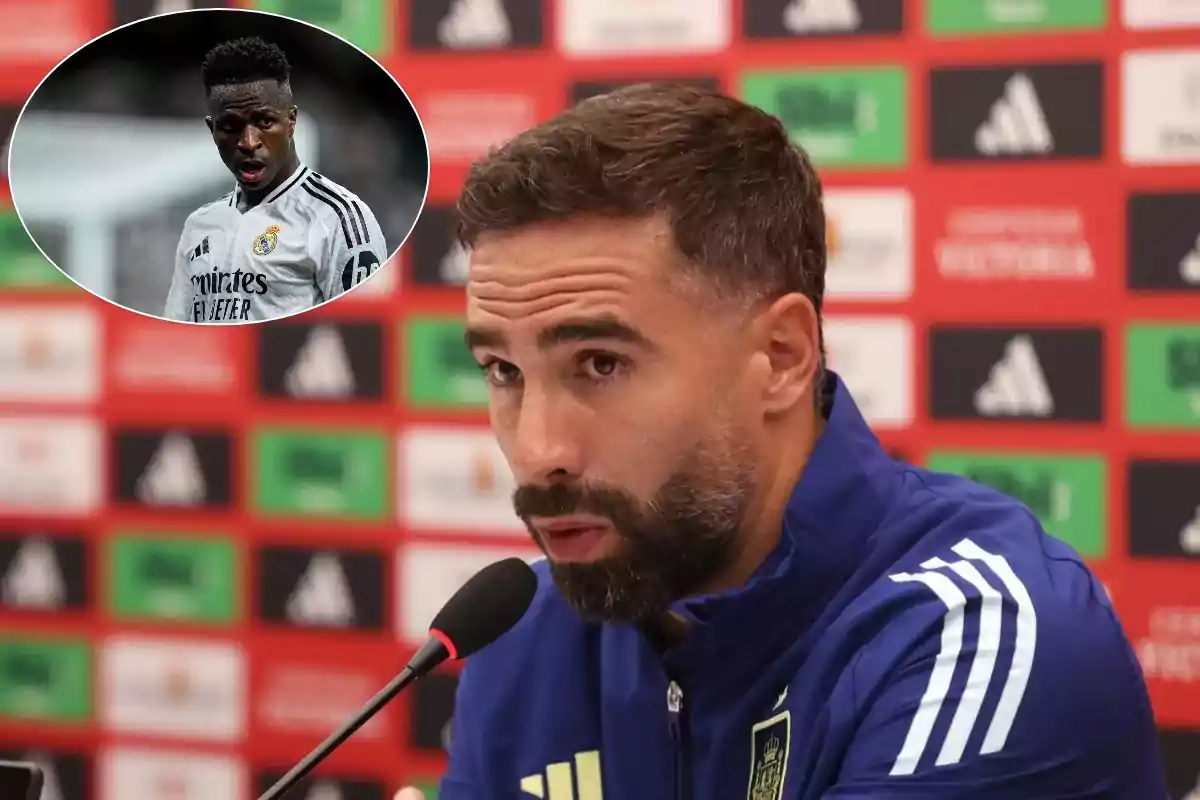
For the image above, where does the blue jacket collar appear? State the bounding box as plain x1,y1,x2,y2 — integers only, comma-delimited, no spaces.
658,372,903,684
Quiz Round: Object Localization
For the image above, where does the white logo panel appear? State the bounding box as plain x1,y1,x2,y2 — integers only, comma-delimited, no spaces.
399,427,524,534
1123,49,1200,164
398,544,541,643
1123,0,1200,29
824,188,913,300
824,316,913,428
0,416,101,514
100,747,243,800
0,306,99,402
100,635,245,741
559,0,730,55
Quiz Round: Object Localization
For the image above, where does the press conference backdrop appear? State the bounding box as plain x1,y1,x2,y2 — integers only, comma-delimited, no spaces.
0,1,1199,799
5,7,427,317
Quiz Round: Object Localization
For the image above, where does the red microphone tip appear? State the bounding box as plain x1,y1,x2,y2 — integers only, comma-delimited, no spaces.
429,628,459,660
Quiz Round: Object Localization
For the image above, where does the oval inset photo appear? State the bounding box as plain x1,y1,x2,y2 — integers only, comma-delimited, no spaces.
7,7,429,325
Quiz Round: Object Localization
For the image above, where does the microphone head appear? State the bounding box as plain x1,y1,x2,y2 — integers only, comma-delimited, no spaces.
429,557,538,660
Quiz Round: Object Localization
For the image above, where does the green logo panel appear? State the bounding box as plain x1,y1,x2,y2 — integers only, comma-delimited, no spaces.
404,316,488,409
413,782,440,799
247,0,390,54
108,532,238,624
740,66,908,168
253,427,388,519
0,212,75,290
1126,323,1200,429
927,451,1107,558
0,635,91,722
926,0,1107,35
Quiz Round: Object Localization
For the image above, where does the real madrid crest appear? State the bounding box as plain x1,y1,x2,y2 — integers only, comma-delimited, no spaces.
747,710,790,800
253,225,280,256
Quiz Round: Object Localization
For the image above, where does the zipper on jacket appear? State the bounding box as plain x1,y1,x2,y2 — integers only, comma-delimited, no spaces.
666,679,693,800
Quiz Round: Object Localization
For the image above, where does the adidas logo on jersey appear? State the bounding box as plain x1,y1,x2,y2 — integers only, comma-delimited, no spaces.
783,0,861,33
974,74,1053,156
1181,506,1200,555
1,539,65,609
521,750,604,799
284,325,357,398
973,335,1054,417
135,433,207,506
438,0,512,48
286,554,356,627
440,241,471,285
189,236,211,262
1181,235,1200,284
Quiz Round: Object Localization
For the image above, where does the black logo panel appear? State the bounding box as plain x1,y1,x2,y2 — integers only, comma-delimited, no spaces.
1127,192,1200,292
407,206,464,287
1159,727,1200,800
928,327,1104,421
410,670,459,752
111,428,233,509
929,62,1104,162
256,320,384,400
743,0,904,39
0,106,18,177
570,76,720,105
0,748,90,800
1128,460,1200,560
0,531,88,611
256,545,386,632
409,0,544,51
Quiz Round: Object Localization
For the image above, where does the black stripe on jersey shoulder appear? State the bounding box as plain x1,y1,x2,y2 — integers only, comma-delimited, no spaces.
301,181,353,249
306,176,365,246
350,199,368,242
267,165,309,204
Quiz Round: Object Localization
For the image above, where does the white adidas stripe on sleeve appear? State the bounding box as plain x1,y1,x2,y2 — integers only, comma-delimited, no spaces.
886,538,1039,777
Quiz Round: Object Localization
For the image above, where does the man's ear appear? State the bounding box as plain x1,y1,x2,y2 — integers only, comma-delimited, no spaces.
756,293,821,415
204,116,214,134
287,105,297,135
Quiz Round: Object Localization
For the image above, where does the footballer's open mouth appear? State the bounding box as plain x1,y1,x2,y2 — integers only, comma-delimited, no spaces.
237,160,268,183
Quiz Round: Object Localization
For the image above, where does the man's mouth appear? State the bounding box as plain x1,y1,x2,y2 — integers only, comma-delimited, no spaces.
238,161,267,182
531,515,615,563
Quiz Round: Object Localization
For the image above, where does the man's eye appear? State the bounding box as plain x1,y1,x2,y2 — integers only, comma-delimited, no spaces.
480,360,521,386
582,353,625,380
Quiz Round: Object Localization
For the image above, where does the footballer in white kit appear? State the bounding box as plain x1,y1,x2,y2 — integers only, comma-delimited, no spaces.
165,37,387,324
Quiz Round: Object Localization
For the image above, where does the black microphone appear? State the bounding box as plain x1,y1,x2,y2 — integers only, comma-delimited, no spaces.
258,557,539,800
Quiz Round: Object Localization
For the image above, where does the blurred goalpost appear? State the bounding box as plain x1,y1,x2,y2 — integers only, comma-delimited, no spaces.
7,110,318,301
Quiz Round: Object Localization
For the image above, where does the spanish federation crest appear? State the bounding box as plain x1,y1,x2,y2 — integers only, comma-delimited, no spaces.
747,710,790,800
253,225,281,256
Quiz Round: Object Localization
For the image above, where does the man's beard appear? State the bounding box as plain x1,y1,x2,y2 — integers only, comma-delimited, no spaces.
512,434,757,625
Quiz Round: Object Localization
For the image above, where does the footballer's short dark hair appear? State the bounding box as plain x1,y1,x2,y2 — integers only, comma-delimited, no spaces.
201,36,291,94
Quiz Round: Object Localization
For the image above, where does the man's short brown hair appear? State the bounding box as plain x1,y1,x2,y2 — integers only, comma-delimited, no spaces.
456,82,827,370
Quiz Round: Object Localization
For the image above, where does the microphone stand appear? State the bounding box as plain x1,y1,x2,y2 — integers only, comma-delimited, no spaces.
257,665,417,800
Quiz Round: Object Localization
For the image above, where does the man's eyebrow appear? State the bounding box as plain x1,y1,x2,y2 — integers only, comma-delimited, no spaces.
464,315,654,352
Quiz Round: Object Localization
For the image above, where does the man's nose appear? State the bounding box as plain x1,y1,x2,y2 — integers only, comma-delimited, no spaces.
510,391,584,483
238,126,262,152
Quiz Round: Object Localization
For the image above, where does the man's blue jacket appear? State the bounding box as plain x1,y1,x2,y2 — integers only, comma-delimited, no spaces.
439,374,1167,799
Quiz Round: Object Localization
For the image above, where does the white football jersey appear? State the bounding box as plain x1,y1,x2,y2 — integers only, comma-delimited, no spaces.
164,164,388,323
